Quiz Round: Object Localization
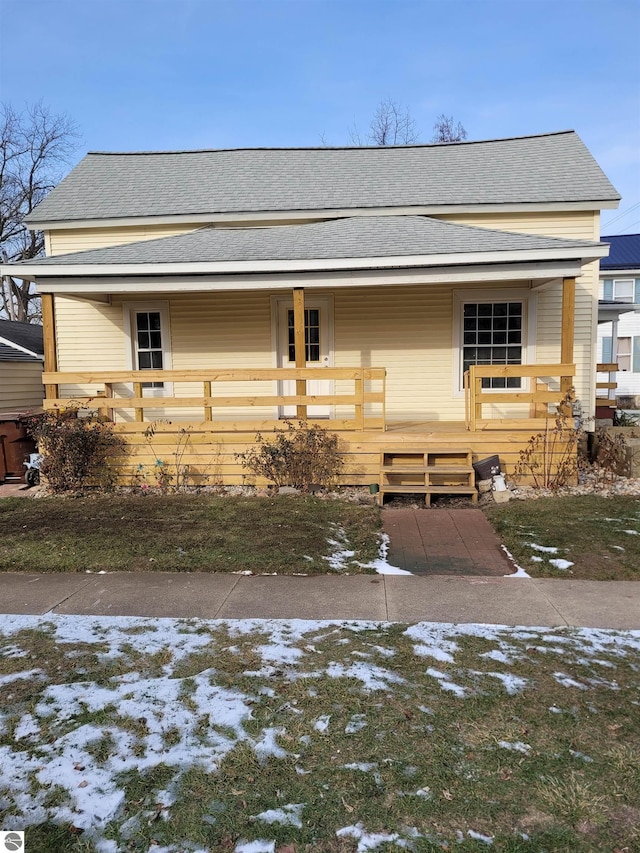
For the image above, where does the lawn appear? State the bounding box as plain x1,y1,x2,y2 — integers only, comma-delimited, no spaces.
0,615,639,852
0,495,381,575
485,495,640,580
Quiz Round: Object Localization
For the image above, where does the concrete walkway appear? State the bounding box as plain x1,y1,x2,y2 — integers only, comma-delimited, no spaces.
0,572,638,630
384,508,510,575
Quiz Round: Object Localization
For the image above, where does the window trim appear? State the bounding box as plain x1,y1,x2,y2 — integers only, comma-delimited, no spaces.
452,288,536,396
123,301,173,396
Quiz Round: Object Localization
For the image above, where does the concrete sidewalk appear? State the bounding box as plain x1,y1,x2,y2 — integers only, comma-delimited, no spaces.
0,572,638,629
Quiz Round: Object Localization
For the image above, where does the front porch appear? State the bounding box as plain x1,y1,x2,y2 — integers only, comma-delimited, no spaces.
39,363,577,486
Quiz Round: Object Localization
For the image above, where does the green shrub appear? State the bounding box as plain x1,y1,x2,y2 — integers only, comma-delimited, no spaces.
25,408,125,493
236,419,343,490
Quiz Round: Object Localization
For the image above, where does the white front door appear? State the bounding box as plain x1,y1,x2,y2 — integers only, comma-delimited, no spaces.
276,296,333,417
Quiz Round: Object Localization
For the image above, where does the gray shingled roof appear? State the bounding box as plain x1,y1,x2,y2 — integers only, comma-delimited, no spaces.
26,131,620,225
0,343,42,362
0,321,44,357
24,216,604,267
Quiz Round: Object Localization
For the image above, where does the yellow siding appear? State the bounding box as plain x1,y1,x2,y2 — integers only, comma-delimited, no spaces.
47,224,200,256
46,219,320,256
0,362,44,411
440,210,599,417
437,210,597,240
50,208,601,422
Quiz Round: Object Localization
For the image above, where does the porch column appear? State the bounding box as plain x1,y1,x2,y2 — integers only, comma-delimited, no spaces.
560,276,576,398
41,292,59,402
293,287,307,419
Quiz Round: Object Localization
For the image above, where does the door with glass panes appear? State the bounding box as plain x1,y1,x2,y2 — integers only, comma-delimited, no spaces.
276,297,333,417
133,309,167,395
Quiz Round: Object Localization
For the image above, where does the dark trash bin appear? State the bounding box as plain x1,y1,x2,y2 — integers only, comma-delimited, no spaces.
0,415,37,484
472,454,501,481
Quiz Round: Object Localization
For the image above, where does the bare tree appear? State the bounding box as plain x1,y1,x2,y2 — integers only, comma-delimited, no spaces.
432,113,467,143
350,98,420,147
0,102,79,322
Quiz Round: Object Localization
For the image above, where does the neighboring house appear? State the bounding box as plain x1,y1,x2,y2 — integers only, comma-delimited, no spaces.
0,130,619,485
597,234,640,405
0,320,44,413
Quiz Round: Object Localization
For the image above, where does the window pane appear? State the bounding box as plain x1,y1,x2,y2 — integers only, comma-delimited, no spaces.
149,312,162,331
462,301,523,389
138,351,151,369
137,331,150,349
617,337,631,355
151,351,163,369
150,331,162,349
136,314,148,331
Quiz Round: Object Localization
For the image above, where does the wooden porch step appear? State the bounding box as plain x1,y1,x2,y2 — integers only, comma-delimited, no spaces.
380,465,472,474
379,447,476,506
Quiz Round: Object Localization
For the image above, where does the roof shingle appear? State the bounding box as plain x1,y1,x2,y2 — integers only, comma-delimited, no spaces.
23,216,605,267
26,131,620,225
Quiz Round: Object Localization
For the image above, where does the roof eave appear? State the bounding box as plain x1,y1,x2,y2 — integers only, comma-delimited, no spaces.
25,199,621,231
2,245,608,282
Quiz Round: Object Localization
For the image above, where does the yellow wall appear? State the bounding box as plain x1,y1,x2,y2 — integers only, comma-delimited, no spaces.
0,361,44,411
46,220,319,256
442,210,598,413
49,208,601,421
54,280,566,424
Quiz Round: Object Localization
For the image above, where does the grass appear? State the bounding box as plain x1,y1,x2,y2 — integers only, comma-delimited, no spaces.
0,494,381,574
3,491,639,580
1,617,639,851
485,495,640,580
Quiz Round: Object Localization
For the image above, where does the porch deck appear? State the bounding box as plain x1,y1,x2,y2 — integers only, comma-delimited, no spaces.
40,364,575,486
107,417,564,487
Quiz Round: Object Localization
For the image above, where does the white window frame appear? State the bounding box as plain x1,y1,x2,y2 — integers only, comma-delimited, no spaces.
612,279,635,303
123,301,172,396
452,288,536,396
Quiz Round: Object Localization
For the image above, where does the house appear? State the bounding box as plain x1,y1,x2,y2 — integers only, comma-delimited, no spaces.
0,131,619,487
597,234,640,410
0,320,44,413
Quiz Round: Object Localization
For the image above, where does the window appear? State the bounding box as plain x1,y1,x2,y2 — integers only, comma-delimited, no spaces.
603,336,640,373
124,303,171,394
462,301,523,388
602,279,640,303
287,308,320,363
135,311,164,388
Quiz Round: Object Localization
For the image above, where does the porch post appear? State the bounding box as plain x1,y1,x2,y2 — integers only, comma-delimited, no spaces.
560,276,576,398
41,293,59,402
293,287,307,419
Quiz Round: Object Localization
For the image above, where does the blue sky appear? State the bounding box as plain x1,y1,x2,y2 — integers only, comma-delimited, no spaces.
1,0,639,233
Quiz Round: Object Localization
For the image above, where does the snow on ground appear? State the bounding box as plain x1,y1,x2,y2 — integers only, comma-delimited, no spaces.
0,614,639,851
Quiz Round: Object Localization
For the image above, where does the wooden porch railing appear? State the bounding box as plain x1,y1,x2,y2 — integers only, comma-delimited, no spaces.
596,362,618,402
41,367,387,432
465,364,576,431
